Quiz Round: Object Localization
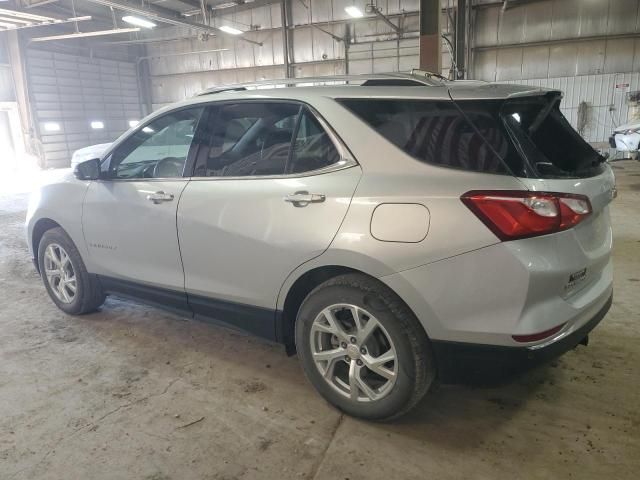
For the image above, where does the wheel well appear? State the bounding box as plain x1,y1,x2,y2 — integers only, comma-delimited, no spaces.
31,218,61,271
280,265,364,354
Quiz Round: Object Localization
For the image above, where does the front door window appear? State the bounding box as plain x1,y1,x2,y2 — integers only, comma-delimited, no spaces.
109,107,204,179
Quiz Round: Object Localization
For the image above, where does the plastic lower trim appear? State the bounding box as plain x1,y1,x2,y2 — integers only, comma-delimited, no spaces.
431,293,613,384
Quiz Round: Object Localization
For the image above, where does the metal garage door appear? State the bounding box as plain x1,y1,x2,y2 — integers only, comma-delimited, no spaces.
26,48,142,168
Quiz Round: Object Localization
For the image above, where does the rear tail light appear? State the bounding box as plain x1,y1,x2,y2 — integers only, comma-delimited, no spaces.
461,190,592,241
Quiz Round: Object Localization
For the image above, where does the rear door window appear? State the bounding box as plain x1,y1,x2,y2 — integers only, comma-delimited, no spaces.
288,108,341,174
196,102,300,177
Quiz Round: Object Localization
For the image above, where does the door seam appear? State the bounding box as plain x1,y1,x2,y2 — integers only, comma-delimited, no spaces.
175,178,195,318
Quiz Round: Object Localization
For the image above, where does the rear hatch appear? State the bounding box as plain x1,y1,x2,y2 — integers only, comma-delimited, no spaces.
448,88,615,302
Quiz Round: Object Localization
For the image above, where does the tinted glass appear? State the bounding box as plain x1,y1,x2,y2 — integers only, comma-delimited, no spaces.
339,99,522,176
340,97,605,179
288,108,341,174
501,98,605,178
110,107,204,179
197,102,299,177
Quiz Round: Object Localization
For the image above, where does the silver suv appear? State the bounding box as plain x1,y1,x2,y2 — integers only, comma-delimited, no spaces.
27,74,615,420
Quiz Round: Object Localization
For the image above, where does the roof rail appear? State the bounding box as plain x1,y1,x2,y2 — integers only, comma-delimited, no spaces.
197,86,248,95
410,68,450,82
196,72,446,96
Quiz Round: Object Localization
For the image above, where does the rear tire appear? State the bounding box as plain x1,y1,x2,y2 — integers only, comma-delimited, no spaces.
295,273,435,421
38,227,105,315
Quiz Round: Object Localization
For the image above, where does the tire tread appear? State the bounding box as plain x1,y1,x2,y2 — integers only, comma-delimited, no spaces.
39,227,105,315
299,273,435,421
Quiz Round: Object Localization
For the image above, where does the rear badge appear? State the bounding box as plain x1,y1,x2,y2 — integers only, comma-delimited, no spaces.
565,268,587,290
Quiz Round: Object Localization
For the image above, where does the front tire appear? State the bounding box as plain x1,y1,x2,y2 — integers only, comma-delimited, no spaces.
38,227,105,315
296,273,435,421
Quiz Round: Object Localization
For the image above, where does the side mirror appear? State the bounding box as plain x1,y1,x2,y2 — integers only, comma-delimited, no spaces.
73,158,101,180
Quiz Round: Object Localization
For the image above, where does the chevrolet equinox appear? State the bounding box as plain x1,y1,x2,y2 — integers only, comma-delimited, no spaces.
27,73,615,420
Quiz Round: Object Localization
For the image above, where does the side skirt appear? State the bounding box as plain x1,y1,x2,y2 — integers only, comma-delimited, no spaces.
98,275,282,343
99,276,191,316
189,293,278,342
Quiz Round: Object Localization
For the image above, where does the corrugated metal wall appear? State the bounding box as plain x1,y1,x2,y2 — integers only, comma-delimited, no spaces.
348,38,420,74
146,0,455,109
0,35,15,103
139,0,640,145
471,0,640,145
503,72,640,144
472,0,640,81
26,49,142,168
146,0,640,108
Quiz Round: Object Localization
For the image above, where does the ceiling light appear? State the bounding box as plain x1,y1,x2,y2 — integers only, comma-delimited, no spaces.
142,126,154,134
128,120,139,128
219,25,243,35
91,121,104,129
43,122,60,132
345,6,364,18
122,16,156,29
213,2,238,9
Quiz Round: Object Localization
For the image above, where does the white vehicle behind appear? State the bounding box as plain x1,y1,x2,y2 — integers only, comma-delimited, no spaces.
70,143,111,169
610,121,640,159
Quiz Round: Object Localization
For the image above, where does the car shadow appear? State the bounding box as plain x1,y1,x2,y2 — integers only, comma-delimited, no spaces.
375,359,569,450
79,296,580,446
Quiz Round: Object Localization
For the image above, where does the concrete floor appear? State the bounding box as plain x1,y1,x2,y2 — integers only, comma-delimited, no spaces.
1,162,639,480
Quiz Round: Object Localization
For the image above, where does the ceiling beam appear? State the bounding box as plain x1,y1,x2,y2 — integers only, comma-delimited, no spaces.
0,7,55,21
24,0,61,7
0,16,33,24
152,0,203,9
31,27,140,41
85,0,262,45
0,15,92,31
368,5,401,35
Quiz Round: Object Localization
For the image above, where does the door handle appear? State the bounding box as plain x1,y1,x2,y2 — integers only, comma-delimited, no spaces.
146,191,174,204
284,191,326,207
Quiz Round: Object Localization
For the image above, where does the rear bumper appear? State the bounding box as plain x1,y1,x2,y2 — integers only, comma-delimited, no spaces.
432,293,612,384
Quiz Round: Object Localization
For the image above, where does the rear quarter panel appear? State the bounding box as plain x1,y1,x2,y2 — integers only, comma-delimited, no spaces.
300,97,529,273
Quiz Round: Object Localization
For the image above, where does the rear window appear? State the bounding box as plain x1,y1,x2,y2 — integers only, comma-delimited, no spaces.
338,96,605,179
501,97,604,178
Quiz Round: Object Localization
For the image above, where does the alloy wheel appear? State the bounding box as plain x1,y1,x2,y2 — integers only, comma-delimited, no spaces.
309,304,398,402
44,243,77,304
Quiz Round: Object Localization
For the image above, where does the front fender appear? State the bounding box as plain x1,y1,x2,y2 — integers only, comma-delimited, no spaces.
26,175,91,267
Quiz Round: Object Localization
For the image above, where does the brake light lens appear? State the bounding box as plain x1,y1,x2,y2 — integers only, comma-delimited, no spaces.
461,191,592,241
